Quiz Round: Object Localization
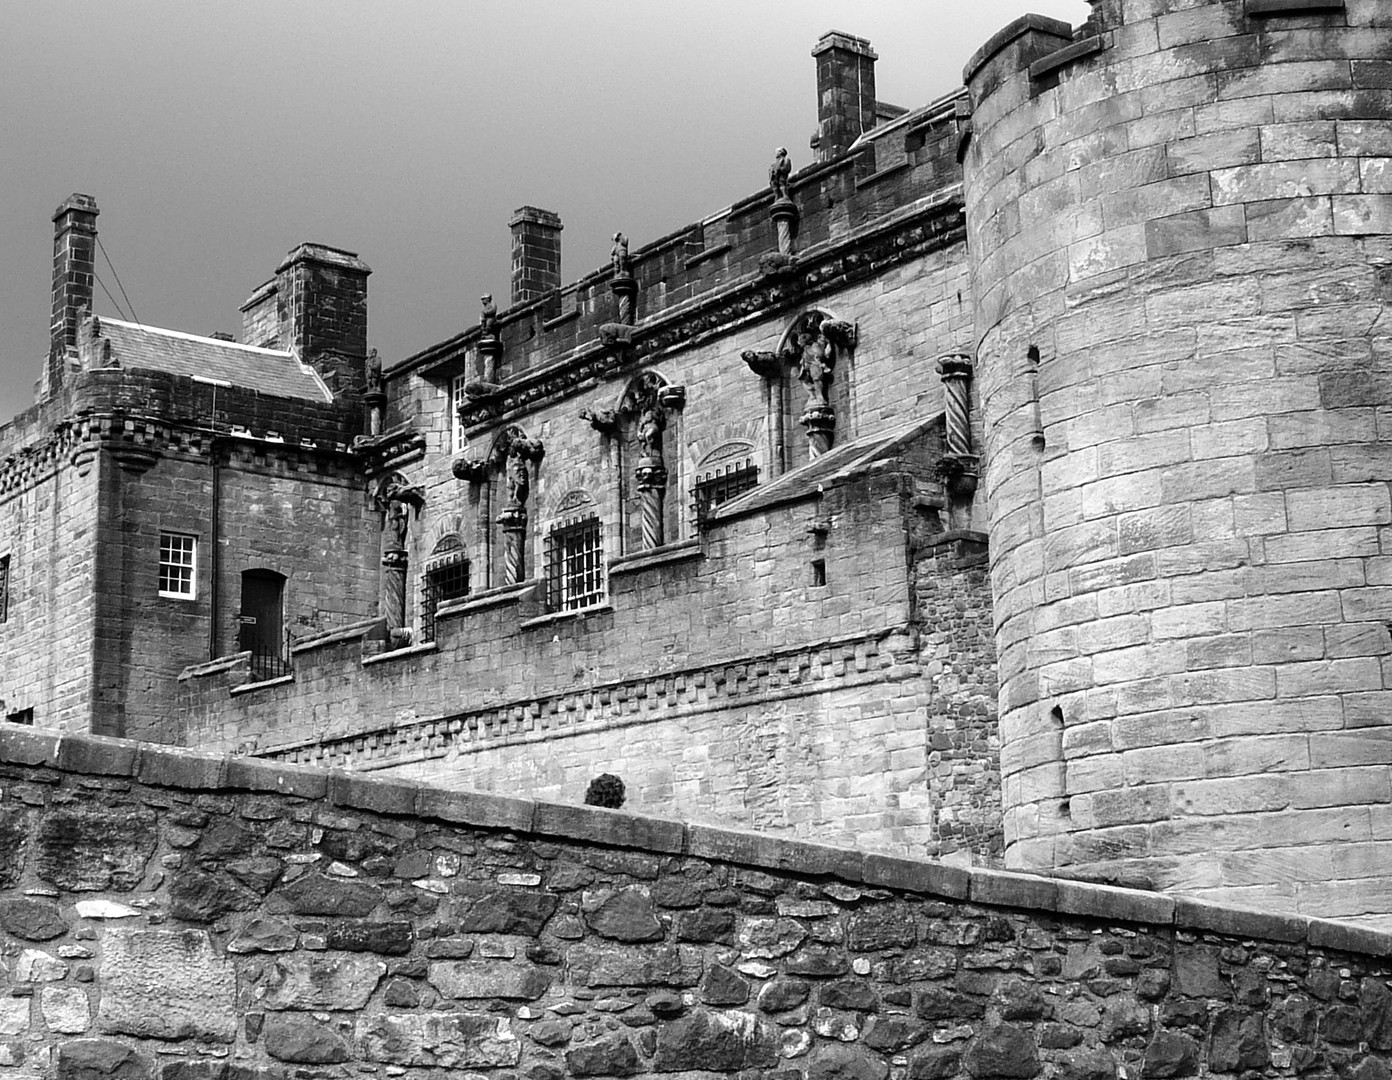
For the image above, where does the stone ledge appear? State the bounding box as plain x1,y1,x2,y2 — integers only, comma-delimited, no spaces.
518,604,612,631
362,642,438,668
1247,0,1344,12
684,243,732,270
6,729,1392,958
1028,35,1104,82
963,13,1074,87
608,539,703,578
230,673,295,695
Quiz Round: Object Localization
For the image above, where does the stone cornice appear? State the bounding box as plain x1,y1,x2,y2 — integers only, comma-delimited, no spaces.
431,192,965,437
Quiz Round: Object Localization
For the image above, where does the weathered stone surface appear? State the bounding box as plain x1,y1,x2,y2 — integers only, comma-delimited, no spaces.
383,977,420,1008
569,945,704,987
0,898,68,941
676,907,736,944
1209,1009,1268,1072
701,964,750,1005
848,905,917,951
198,821,254,859
1056,1048,1116,1080
167,871,257,924
279,874,382,917
996,979,1045,1021
261,954,385,1011
1362,977,1392,1051
529,1019,573,1047
864,1016,929,1052
73,901,139,920
226,917,298,954
1143,1031,1199,1078
97,929,236,1042
37,808,157,892
18,950,69,981
759,977,812,1013
263,1017,349,1064
0,807,28,890
0,998,29,1037
740,917,806,958
653,1010,778,1072
57,1040,150,1080
458,890,559,937
225,857,284,894
428,961,551,1001
566,1033,642,1077
965,1024,1040,1078
822,980,879,1012
912,1048,962,1080
358,1013,521,1067
786,946,850,977
585,888,664,943
325,920,413,955
807,1043,890,1080
41,989,90,1035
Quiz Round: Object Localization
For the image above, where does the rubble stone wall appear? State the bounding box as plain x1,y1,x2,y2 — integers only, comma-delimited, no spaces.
963,0,1392,919
2,730,1392,1080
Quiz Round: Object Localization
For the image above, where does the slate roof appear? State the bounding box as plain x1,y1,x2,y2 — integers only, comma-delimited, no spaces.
709,413,944,522
97,318,333,402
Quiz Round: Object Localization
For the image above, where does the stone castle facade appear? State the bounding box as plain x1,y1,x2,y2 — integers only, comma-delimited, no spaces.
2,0,1390,926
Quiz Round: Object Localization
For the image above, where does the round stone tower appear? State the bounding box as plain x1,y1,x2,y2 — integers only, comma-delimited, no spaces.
963,0,1392,920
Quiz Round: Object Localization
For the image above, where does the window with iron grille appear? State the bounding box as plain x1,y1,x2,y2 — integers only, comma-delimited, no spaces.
451,375,469,454
693,458,759,526
0,554,9,624
158,533,197,599
420,537,470,642
547,517,605,612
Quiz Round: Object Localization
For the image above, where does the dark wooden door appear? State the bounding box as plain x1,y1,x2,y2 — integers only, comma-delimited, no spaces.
239,570,285,678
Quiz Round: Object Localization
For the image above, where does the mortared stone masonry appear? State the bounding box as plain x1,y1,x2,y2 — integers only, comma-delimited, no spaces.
1,727,1392,1080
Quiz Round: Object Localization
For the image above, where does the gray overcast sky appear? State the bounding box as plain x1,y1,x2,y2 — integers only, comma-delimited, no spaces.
1,1,1088,422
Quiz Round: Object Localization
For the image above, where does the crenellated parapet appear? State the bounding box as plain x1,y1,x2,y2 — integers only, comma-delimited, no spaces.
963,0,1392,918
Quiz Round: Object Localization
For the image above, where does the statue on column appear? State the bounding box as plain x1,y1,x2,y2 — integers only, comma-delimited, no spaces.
769,147,792,200
611,232,632,278
795,319,834,410
480,294,499,338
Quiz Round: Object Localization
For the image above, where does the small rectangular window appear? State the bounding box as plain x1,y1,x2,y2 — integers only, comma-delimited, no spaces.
158,533,197,599
451,375,469,455
6,708,33,726
0,554,9,624
547,517,605,613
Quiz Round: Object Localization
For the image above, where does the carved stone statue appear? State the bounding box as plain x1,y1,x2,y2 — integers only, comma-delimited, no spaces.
505,450,530,508
796,319,835,409
385,497,410,550
636,403,665,464
611,232,632,278
480,294,498,337
770,147,792,200
365,348,384,395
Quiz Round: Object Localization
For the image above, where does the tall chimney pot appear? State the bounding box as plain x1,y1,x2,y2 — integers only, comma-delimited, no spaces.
509,206,563,306
50,193,100,394
812,31,878,162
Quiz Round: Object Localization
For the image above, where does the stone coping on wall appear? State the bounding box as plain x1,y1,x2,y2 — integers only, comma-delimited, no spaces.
3,727,1390,960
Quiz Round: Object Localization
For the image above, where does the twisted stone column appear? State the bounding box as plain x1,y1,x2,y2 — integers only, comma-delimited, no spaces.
635,462,667,549
938,354,973,456
497,506,527,585
381,548,407,632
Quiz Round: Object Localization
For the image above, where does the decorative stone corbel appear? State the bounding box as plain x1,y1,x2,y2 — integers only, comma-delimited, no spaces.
579,408,620,437
741,350,782,381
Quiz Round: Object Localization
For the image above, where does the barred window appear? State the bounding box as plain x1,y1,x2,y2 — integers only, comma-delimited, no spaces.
0,554,9,624
451,375,469,454
158,533,197,599
547,517,605,612
693,458,759,526
420,536,470,643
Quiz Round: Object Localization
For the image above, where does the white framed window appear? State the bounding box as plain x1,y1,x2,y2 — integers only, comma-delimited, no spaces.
158,533,197,599
451,374,469,454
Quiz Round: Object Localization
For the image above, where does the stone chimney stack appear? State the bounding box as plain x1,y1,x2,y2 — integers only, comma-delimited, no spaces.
256,243,372,397
812,32,878,162
50,193,100,392
509,207,563,306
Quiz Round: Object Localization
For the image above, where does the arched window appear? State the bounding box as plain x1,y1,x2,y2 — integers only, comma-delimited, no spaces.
420,534,470,642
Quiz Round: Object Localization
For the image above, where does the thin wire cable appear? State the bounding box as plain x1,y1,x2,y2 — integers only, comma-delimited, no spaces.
96,237,141,326
94,273,133,322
